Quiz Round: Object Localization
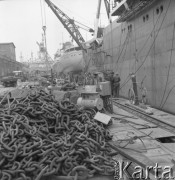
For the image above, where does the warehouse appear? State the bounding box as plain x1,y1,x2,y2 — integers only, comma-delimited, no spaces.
0,42,23,77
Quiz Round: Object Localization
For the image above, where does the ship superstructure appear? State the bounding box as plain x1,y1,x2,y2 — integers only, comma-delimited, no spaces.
52,42,84,74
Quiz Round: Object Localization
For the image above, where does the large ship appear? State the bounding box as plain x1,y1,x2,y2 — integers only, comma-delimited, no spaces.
28,34,54,75
86,0,175,114
52,42,84,75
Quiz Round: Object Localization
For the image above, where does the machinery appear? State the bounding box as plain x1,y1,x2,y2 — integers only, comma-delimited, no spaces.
77,81,113,112
13,71,28,82
77,86,104,111
1,76,18,87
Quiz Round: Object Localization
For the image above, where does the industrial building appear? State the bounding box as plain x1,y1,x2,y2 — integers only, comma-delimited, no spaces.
0,42,23,77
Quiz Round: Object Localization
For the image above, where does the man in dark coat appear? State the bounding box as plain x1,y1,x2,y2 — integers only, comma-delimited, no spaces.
113,73,121,98
109,72,114,96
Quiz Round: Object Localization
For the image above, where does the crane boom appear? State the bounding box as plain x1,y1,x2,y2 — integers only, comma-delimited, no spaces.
104,0,111,23
45,0,85,49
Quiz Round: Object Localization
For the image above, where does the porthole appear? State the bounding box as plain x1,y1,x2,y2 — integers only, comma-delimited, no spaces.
156,8,159,14
160,5,163,12
146,14,149,20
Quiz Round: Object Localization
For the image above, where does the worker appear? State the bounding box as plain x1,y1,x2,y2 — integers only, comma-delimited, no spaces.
92,73,99,85
113,73,121,98
109,72,114,96
92,73,102,92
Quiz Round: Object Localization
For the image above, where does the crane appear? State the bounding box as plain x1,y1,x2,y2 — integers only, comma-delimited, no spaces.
44,0,94,50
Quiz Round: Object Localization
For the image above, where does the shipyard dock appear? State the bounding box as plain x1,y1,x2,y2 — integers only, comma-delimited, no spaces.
1,82,175,180
1,0,175,179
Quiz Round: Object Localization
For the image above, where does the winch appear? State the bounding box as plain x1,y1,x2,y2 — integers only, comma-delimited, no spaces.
77,86,103,110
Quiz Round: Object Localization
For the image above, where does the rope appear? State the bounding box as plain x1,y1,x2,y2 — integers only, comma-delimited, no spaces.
159,20,175,108
119,0,172,90
40,0,44,27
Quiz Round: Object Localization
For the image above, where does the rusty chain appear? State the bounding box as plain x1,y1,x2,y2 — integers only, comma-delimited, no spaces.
0,87,119,180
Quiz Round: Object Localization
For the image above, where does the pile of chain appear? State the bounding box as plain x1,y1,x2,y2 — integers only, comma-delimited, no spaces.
61,83,76,91
0,88,118,180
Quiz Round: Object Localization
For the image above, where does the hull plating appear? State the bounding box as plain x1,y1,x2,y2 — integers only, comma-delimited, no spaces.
87,0,175,113
53,50,84,74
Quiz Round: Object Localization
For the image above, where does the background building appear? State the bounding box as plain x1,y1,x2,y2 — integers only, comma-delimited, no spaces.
0,42,23,77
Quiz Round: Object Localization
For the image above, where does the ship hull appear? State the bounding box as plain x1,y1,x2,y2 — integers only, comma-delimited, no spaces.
87,0,175,114
53,50,84,74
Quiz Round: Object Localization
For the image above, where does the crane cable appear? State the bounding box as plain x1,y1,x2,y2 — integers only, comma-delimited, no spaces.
159,20,175,109
40,0,47,27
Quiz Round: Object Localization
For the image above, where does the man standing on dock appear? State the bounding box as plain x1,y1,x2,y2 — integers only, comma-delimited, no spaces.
113,73,121,98
109,72,114,96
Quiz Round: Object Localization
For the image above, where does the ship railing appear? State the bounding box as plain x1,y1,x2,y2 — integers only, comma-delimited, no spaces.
111,0,129,16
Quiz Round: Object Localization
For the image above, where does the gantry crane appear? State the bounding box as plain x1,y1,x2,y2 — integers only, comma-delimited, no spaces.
45,0,94,50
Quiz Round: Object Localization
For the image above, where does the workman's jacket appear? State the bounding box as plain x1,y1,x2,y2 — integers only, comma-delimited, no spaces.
113,76,121,87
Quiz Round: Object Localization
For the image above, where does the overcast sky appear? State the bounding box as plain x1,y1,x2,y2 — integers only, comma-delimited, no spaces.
0,0,109,61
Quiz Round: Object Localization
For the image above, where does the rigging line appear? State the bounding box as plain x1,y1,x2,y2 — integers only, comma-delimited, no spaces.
133,9,137,72
118,0,173,92
43,0,47,26
75,20,93,30
119,0,172,91
115,25,126,69
118,23,123,54
84,51,93,72
134,0,172,75
100,3,163,57
110,18,114,69
40,0,44,27
114,32,130,70
94,29,128,72
161,85,175,109
159,21,175,108
51,1,93,27
135,3,163,56
119,12,165,90
89,4,164,61
117,34,130,72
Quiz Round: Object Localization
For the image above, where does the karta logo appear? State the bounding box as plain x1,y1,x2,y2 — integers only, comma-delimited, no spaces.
114,161,174,179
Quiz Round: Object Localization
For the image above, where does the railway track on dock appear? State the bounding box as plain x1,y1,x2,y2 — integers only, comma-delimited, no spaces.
113,100,175,134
